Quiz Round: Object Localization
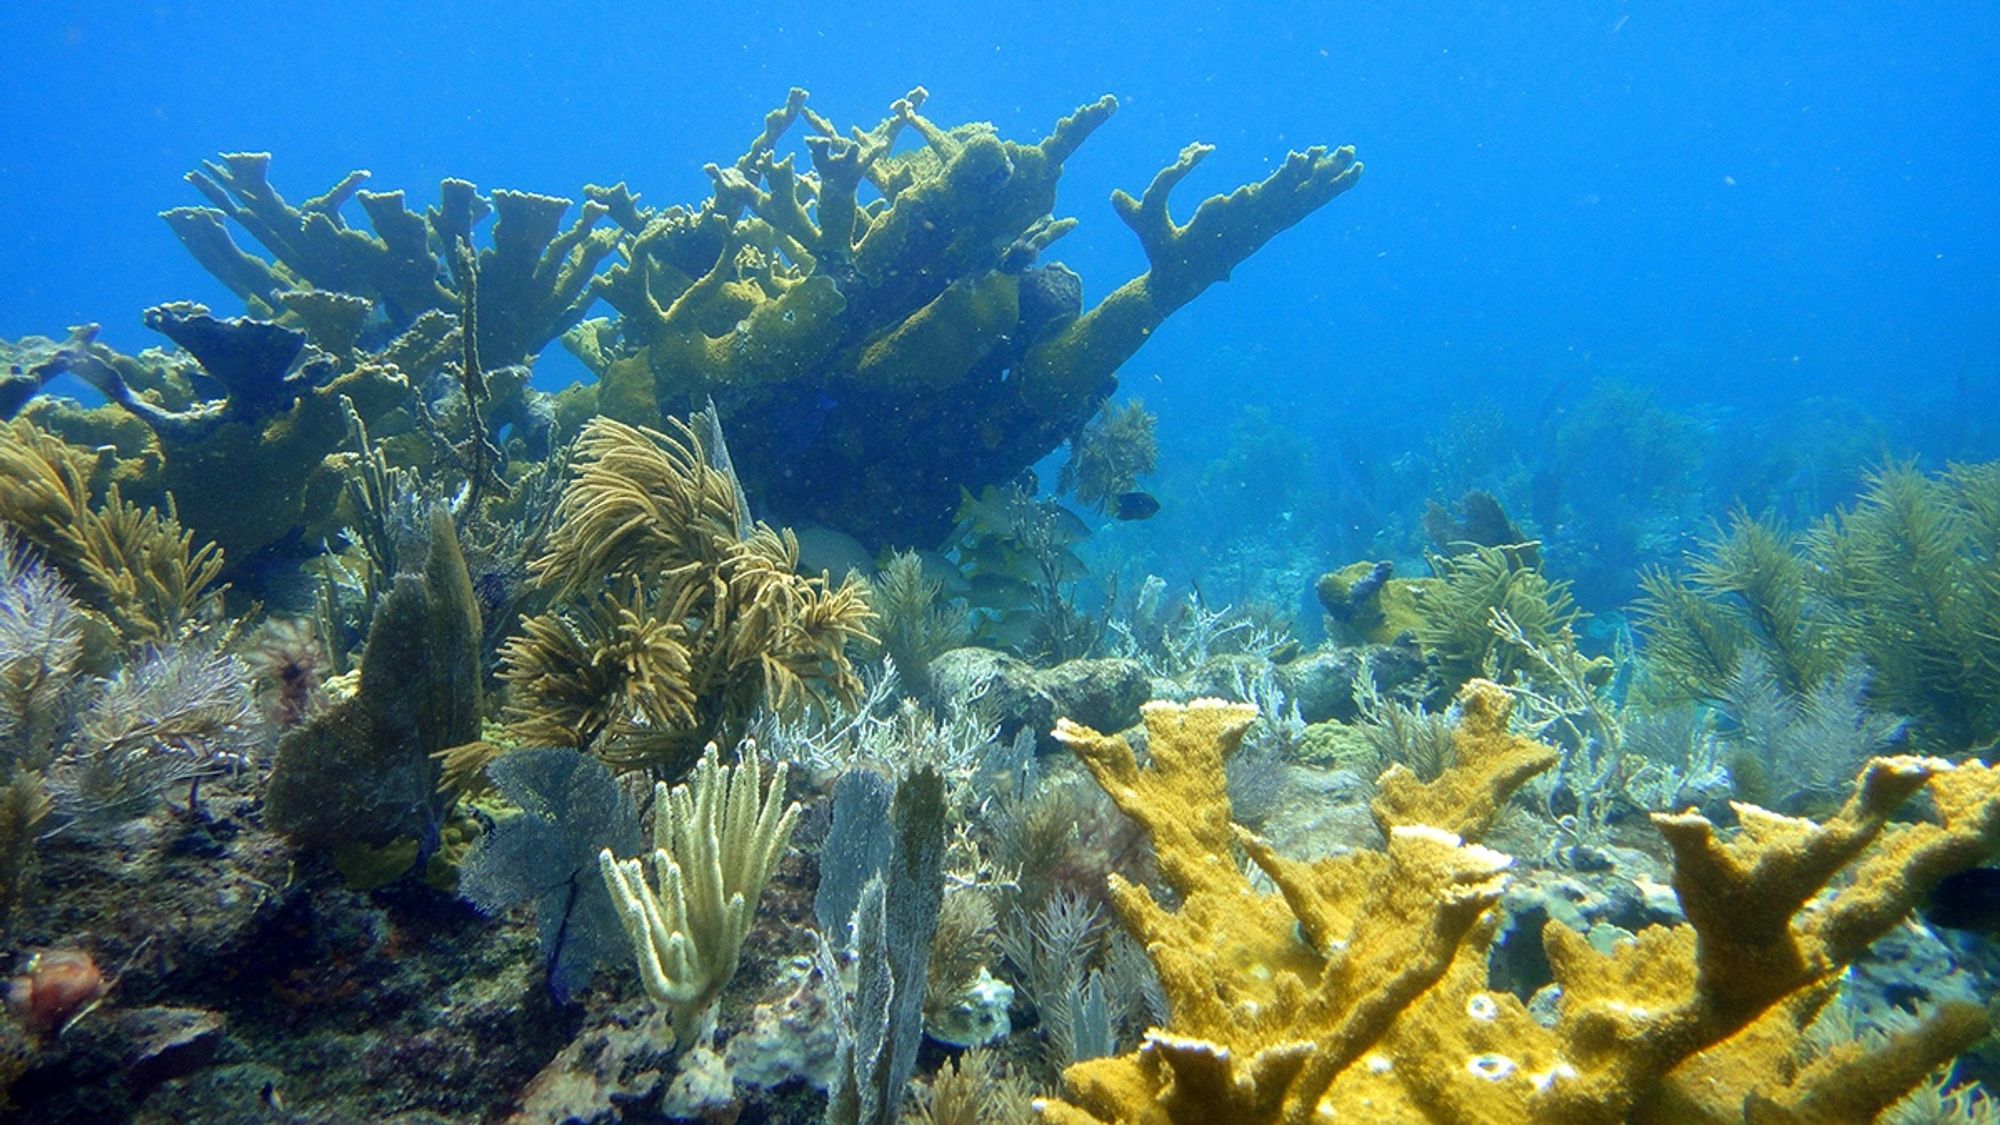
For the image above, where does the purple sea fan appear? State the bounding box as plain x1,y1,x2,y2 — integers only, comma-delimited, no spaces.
50,644,258,831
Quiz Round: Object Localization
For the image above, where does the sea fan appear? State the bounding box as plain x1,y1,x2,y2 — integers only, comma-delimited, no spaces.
457,747,640,1001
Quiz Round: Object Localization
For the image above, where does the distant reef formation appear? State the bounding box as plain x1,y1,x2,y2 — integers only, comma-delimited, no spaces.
1,86,1361,570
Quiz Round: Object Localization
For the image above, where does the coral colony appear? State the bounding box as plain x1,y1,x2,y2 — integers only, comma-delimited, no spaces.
0,87,1997,1123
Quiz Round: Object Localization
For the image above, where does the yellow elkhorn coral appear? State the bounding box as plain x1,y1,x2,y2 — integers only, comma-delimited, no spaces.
1040,682,2000,1124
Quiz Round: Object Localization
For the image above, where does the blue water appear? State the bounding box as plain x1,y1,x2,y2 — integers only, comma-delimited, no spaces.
3,1,1995,601
7,8,2000,1117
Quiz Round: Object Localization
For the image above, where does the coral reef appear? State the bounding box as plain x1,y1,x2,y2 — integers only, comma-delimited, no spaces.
4,769,572,1121
500,414,875,773
1316,559,1428,647
564,88,1360,547
0,329,97,419
1040,684,2000,1123
600,746,799,1046
928,648,1148,754
262,510,482,869
13,70,2000,1125
1314,543,1594,702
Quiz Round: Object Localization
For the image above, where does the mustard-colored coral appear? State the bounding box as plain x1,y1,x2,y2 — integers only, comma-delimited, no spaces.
1370,680,1559,840
561,87,1361,548
1315,559,1430,647
1041,681,2000,1124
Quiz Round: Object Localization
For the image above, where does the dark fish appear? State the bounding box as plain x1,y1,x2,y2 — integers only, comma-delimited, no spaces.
1112,491,1160,521
910,549,972,598
1922,867,2000,932
793,525,874,581
1048,504,1094,544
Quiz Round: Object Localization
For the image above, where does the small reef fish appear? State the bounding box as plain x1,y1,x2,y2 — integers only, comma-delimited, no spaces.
1113,491,1161,520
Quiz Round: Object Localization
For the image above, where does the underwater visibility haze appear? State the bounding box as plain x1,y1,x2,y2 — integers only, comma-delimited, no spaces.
0,2,1998,1121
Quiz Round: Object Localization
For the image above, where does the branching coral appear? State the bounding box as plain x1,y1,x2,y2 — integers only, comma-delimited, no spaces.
16,89,1356,602
565,87,1360,547
0,328,97,420
167,152,618,365
1021,139,1363,422
21,310,414,581
502,415,874,774
599,745,799,1046
0,419,225,646
1039,683,2000,1124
